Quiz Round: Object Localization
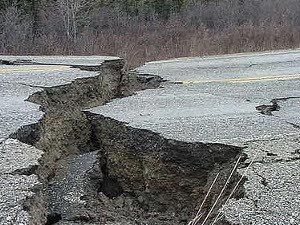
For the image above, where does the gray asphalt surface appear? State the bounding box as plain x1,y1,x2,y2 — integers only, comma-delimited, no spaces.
137,49,300,82
0,55,118,66
90,49,300,225
0,56,114,225
0,139,43,225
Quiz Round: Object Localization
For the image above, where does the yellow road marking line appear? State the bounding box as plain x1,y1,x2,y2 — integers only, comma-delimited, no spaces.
175,74,300,84
0,66,71,74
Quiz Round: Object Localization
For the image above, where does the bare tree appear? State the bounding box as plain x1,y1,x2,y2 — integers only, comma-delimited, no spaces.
56,0,86,43
0,5,32,54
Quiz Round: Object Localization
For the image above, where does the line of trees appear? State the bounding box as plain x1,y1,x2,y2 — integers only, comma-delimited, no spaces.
1,0,300,68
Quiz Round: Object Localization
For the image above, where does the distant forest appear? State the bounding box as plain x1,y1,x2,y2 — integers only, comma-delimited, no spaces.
1,0,300,67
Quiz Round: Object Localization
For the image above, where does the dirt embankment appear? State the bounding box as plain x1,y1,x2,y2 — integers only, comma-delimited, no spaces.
11,59,244,225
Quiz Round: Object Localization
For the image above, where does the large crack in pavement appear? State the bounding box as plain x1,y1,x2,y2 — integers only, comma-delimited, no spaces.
3,59,246,225
84,112,245,225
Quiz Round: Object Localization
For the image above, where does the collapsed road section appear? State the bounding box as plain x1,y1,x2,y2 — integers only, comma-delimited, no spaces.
0,57,244,225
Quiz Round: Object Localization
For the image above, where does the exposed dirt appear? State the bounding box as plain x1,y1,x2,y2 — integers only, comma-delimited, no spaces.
10,59,245,225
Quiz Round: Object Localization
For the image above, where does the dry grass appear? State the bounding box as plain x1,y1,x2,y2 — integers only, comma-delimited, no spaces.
10,22,300,69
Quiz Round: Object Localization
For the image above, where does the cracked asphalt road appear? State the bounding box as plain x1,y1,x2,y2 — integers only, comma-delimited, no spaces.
0,56,115,225
90,49,300,225
0,56,116,140
1,52,300,225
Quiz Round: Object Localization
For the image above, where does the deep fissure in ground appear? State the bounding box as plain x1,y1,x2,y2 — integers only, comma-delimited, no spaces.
11,59,245,225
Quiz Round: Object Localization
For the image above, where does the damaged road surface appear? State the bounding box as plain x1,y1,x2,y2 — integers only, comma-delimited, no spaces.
90,49,300,225
0,56,121,225
1,56,239,225
1,50,300,225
